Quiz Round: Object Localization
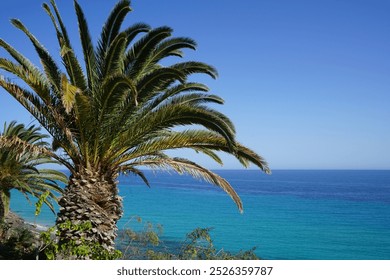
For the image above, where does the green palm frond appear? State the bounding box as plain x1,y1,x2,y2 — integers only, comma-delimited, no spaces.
97,0,132,67
0,40,51,102
124,26,173,79
101,74,137,115
119,166,150,188
161,93,224,107
115,129,270,174
144,82,210,111
48,0,72,47
43,2,87,90
171,61,218,79
102,32,128,76
136,67,186,103
112,104,236,158
150,37,197,63
0,78,54,131
74,0,98,90
11,19,62,97
0,78,78,166
123,155,243,212
123,23,151,48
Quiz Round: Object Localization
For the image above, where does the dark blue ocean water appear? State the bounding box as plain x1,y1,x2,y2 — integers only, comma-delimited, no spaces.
10,170,390,260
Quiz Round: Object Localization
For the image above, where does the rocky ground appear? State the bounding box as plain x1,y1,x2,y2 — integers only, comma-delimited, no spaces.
0,212,45,259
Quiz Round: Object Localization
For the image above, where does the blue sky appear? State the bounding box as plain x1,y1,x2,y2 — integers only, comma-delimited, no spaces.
1,0,389,170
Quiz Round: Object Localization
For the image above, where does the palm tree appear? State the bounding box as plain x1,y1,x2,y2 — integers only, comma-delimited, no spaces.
0,121,66,223
0,0,270,255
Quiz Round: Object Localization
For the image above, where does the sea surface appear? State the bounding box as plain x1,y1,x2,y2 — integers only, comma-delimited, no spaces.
10,170,390,260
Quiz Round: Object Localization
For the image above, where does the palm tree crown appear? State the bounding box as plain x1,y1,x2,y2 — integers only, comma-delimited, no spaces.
0,121,66,222
0,0,270,256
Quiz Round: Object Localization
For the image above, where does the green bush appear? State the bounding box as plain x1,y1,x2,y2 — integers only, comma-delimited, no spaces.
40,221,121,260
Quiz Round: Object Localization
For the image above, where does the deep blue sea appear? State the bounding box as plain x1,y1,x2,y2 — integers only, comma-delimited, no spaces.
10,170,390,260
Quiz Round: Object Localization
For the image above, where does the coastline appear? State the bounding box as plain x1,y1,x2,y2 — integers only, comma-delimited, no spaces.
5,211,49,233
6,212,37,230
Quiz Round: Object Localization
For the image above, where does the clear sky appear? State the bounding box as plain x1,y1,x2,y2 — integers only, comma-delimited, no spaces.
0,0,389,170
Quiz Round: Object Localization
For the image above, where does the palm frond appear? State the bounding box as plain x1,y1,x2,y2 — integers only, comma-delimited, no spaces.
102,32,128,76
74,0,97,89
149,37,197,64
97,0,132,66
123,23,151,48
193,147,223,165
116,129,270,174
11,19,62,96
136,67,186,104
124,156,243,212
171,61,218,79
0,77,54,129
160,93,224,107
0,135,69,170
0,58,53,110
49,0,71,47
134,106,226,146
0,39,51,101
144,82,210,112
124,26,173,79
43,2,87,90
101,74,138,114
119,166,150,187
0,78,79,164
0,122,72,176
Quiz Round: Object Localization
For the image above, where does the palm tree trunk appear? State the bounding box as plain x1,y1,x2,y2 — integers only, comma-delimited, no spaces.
0,189,10,223
0,191,5,223
56,168,123,258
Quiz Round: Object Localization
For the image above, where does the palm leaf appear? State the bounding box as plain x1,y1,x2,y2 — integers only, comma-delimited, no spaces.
43,2,87,90
116,129,270,174
10,19,62,97
136,67,186,103
119,166,150,188
102,32,128,76
124,156,243,212
124,26,173,79
171,61,218,79
149,37,197,64
0,39,51,101
74,0,98,89
97,0,132,66
123,23,151,48
145,82,210,111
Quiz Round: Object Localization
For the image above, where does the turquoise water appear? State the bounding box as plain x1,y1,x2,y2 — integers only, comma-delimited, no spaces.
10,170,390,259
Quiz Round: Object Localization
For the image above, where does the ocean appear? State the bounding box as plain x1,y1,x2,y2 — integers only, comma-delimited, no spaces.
9,170,390,260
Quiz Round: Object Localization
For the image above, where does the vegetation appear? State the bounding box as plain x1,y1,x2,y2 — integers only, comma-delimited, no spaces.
0,221,38,260
0,214,259,260
40,221,122,260
0,121,67,222
0,0,270,259
117,217,259,260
